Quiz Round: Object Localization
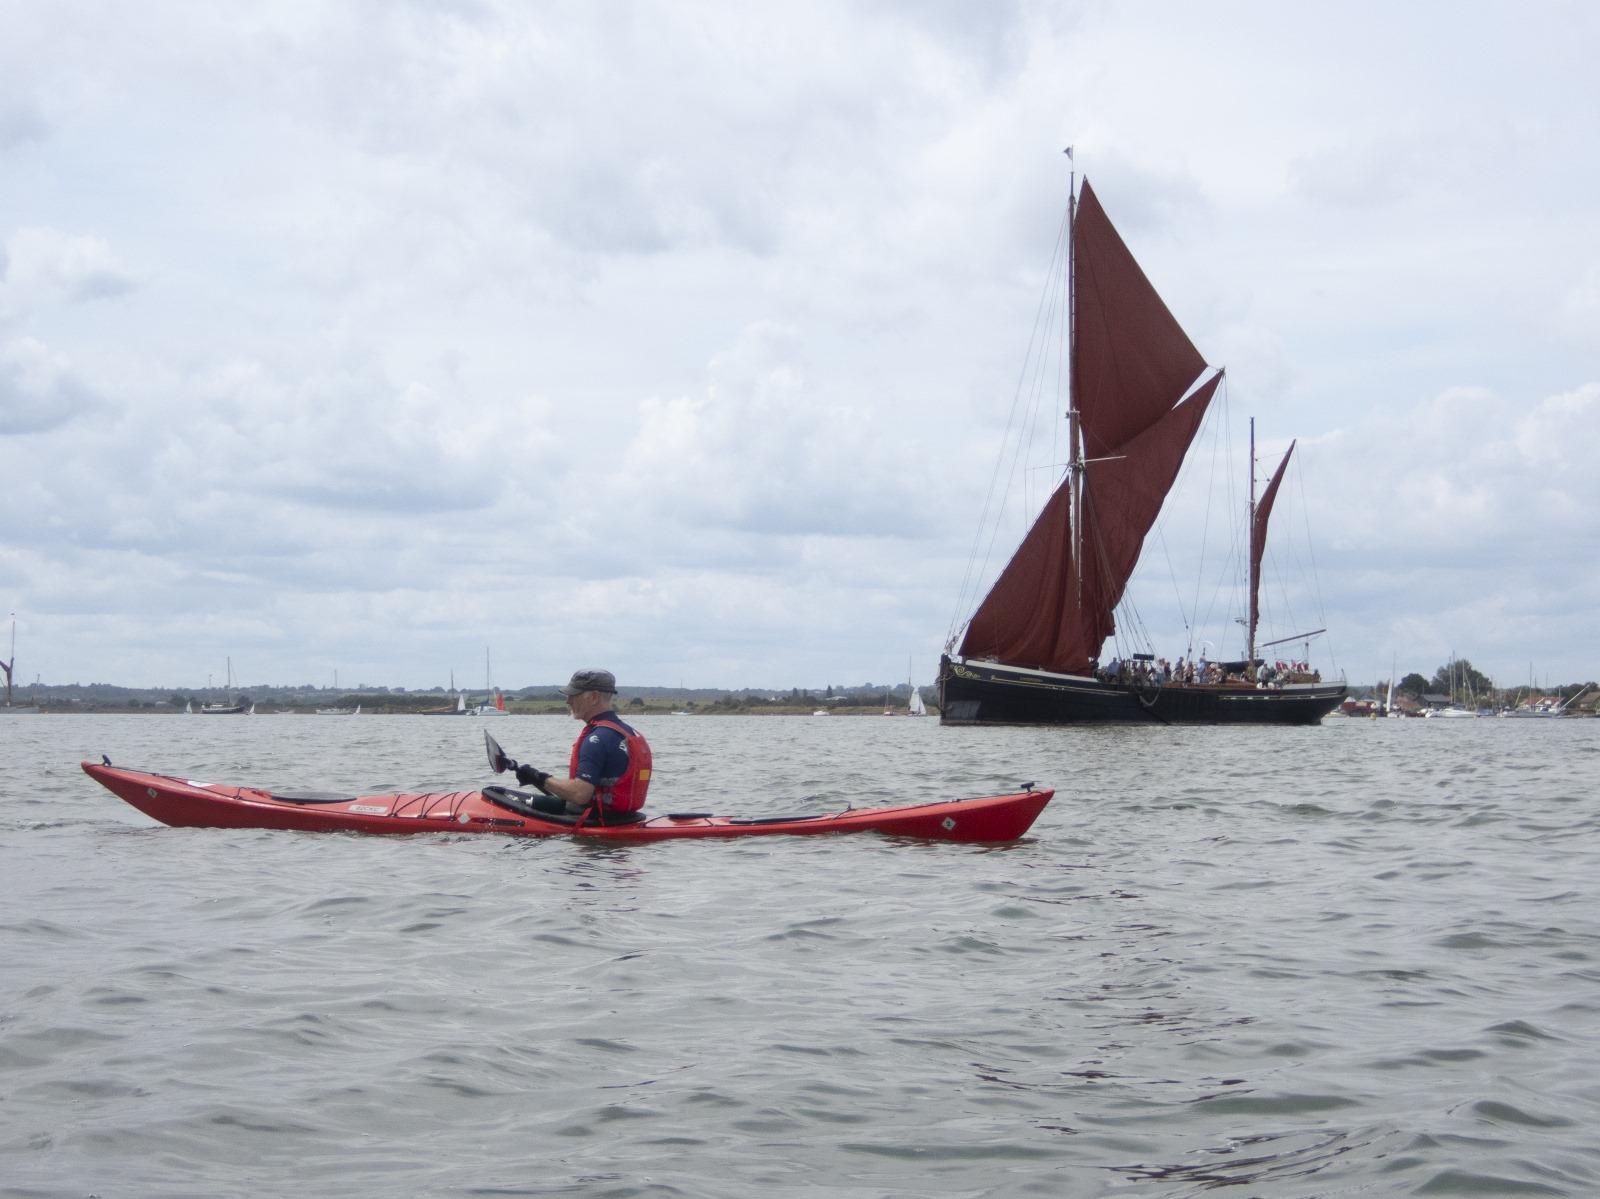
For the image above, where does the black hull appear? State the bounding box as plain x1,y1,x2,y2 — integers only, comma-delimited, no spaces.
938,656,1346,726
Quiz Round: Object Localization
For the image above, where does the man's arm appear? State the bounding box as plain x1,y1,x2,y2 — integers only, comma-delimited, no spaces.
541,774,596,808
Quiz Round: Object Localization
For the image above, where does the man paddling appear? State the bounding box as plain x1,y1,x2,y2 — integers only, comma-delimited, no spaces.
514,669,653,823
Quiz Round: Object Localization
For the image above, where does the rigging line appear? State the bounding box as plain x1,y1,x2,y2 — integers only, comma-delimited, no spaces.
1087,363,1226,666
1188,385,1228,654
1220,391,1255,656
997,278,1064,577
946,203,1072,649
1261,462,1320,653
949,261,1065,633
1018,272,1065,521
1148,375,1231,657
1294,455,1336,671
1151,521,1194,652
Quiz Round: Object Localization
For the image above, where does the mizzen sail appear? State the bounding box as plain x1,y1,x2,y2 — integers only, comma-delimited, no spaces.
1248,440,1295,654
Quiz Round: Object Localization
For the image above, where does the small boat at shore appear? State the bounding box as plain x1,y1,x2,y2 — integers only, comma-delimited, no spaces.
189,700,254,715
2,613,40,714
189,657,252,714
81,760,1052,843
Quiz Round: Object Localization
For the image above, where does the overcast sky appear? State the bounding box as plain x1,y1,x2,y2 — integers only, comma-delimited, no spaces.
3,1,1597,694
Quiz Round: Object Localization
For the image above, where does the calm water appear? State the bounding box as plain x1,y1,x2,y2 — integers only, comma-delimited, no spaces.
2,713,1597,1197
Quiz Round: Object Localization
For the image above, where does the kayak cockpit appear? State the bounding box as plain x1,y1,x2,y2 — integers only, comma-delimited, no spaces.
481,785,649,826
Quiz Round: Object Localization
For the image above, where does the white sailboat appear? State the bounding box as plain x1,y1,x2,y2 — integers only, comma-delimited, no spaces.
907,678,928,717
1425,656,1478,718
315,670,360,714
424,671,470,715
473,648,508,716
1384,656,1404,718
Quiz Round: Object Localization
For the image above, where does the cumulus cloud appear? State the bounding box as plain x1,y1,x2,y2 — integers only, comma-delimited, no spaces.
0,336,104,434
0,228,134,310
0,99,47,149
610,322,930,540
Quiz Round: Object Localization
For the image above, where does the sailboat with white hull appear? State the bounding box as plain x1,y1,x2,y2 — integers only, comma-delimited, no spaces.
939,171,1346,726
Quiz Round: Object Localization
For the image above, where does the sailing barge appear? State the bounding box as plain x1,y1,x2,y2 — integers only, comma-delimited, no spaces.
940,175,1346,726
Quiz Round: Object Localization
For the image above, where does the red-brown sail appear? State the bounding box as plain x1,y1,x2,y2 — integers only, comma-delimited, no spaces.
1075,373,1222,669
957,482,1079,669
1248,441,1295,653
958,178,1217,675
1073,180,1208,459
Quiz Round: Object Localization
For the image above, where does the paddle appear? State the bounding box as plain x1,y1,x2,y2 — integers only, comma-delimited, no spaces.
484,730,553,795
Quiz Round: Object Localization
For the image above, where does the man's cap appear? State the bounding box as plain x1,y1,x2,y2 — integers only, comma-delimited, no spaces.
559,669,617,696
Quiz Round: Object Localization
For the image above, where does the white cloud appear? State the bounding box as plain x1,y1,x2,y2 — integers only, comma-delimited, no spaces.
0,99,47,149
0,336,103,433
0,228,133,312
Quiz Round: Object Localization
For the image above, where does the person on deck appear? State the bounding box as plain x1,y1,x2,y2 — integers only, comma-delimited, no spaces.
514,669,653,822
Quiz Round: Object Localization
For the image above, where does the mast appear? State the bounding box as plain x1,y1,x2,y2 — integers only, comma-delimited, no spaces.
1247,431,1295,682
3,613,15,706
958,171,1216,677
1247,418,1258,677
1065,147,1081,605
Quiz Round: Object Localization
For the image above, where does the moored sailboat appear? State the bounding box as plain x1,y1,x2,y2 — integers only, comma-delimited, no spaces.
939,168,1346,726
472,649,509,716
192,657,252,714
1424,655,1480,718
907,681,928,717
423,671,470,715
1,613,41,714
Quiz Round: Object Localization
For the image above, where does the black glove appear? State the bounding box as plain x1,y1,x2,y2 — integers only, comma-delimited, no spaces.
515,764,551,790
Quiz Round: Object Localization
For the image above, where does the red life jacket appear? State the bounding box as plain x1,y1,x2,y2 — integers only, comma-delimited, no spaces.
568,717,653,812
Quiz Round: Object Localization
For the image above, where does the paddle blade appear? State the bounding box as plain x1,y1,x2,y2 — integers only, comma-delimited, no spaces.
484,730,512,774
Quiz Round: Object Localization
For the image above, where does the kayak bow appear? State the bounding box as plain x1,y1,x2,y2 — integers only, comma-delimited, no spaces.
81,761,1054,843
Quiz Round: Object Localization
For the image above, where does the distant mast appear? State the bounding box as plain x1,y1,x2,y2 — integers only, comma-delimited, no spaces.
2,613,16,706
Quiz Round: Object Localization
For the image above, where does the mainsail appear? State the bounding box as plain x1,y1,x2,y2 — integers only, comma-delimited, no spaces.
958,179,1218,675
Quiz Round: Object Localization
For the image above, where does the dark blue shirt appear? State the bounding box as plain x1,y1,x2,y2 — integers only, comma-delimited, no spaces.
572,711,638,795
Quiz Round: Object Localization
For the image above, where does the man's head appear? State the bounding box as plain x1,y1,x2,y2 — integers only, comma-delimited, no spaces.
560,669,617,719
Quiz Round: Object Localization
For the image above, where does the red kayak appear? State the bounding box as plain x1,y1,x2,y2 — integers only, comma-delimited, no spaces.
81,761,1054,843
